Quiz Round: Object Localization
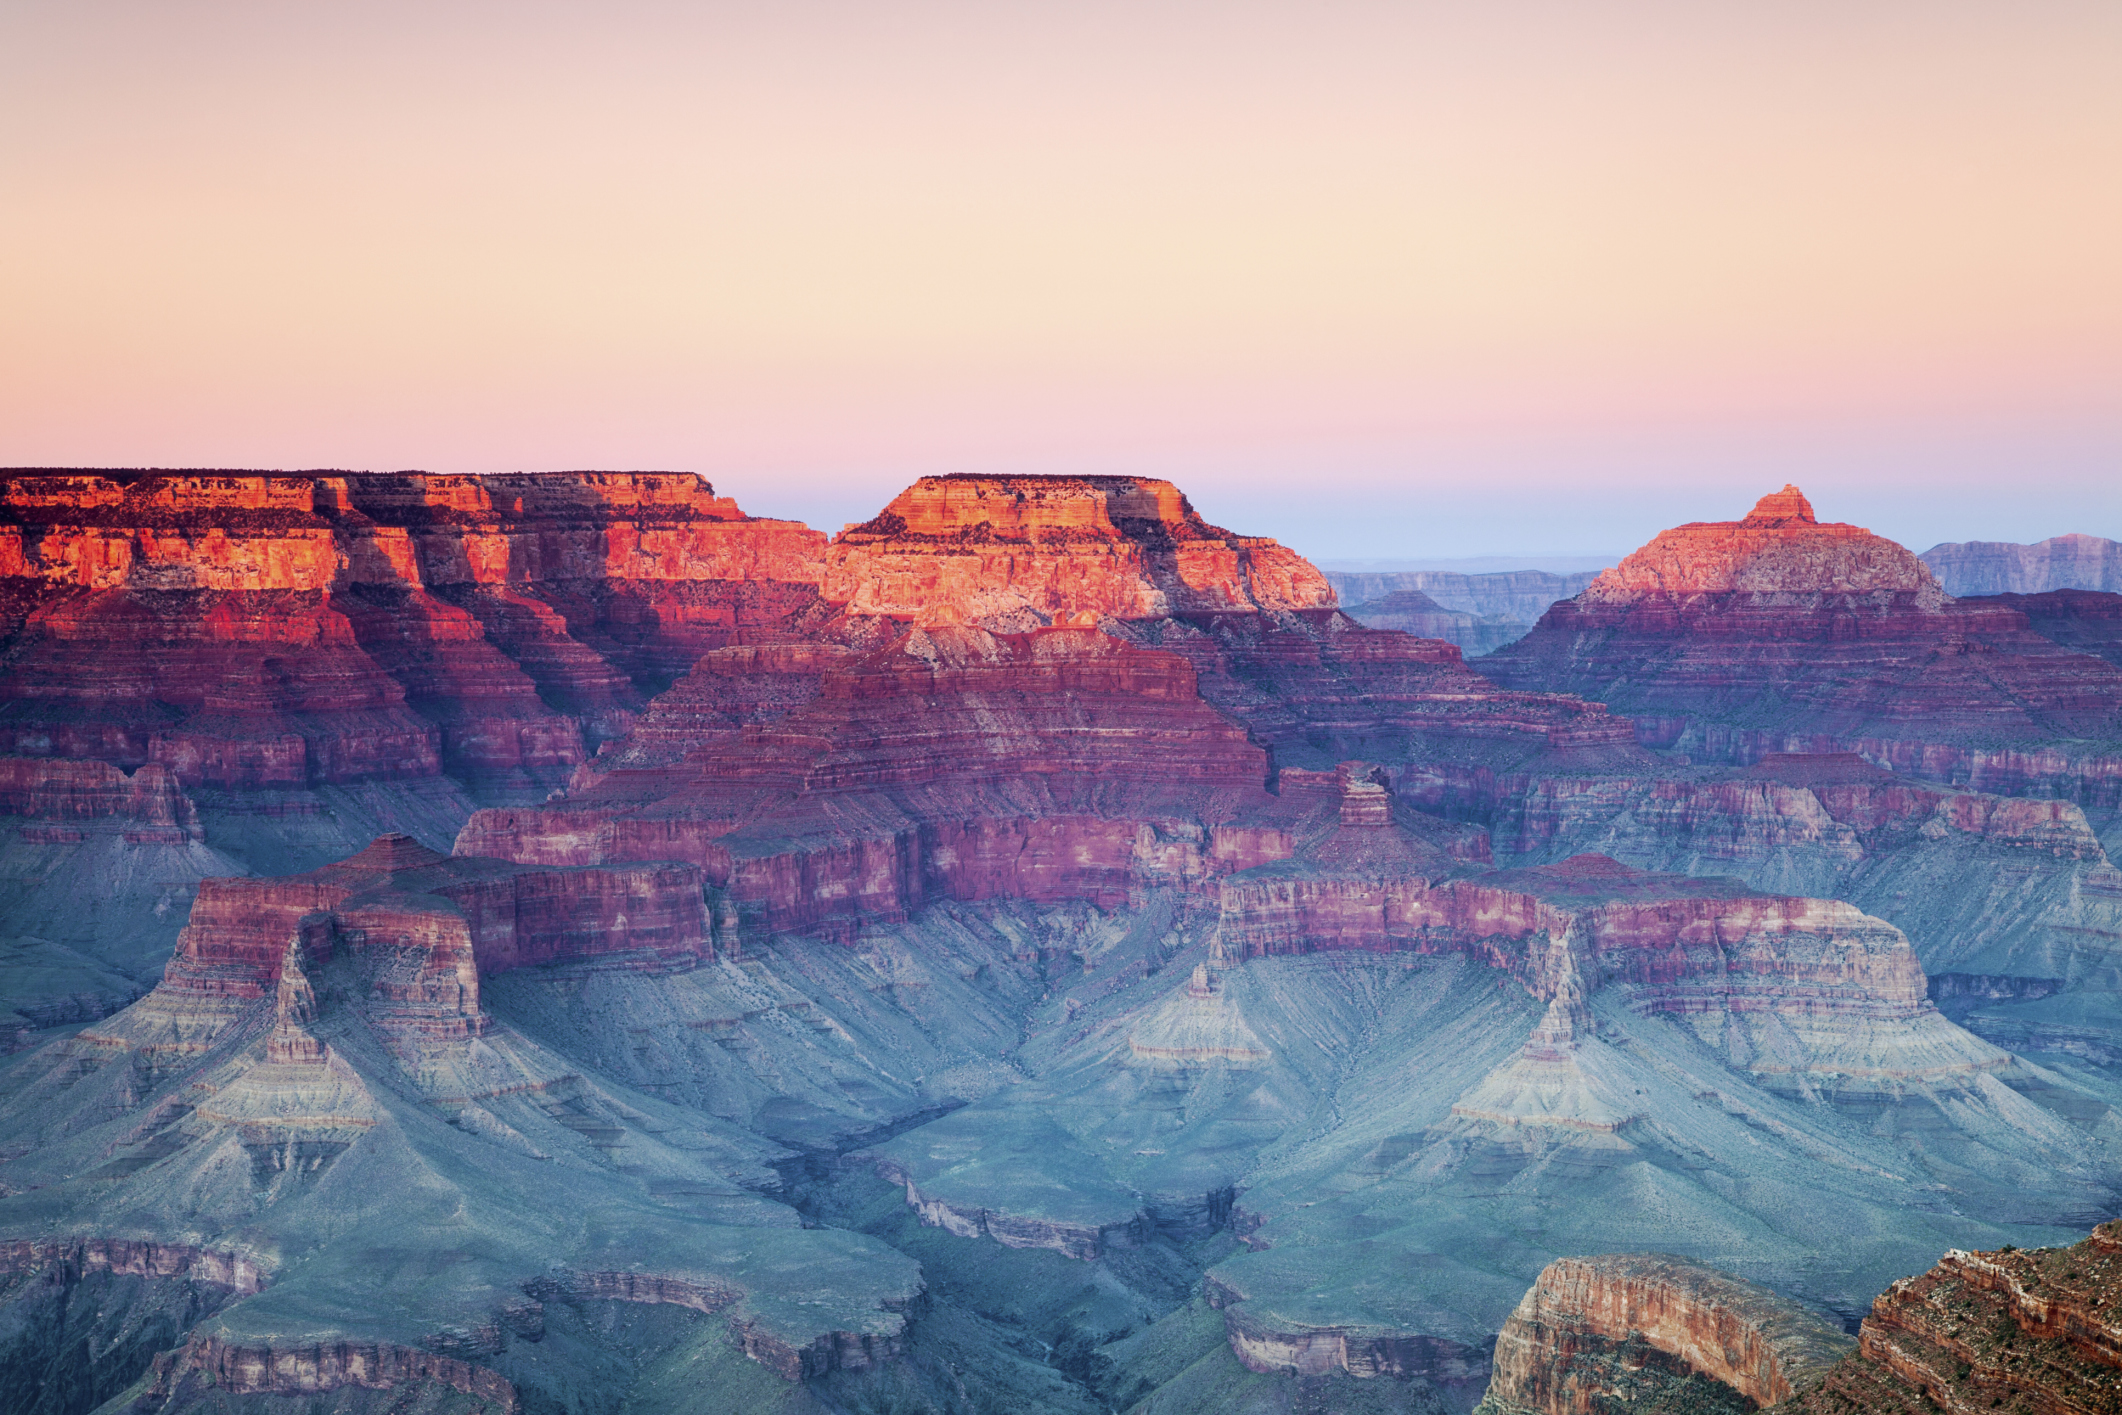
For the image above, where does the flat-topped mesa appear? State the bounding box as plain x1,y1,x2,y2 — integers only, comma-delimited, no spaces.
1579,485,1948,608
1482,488,2122,790
822,474,1334,624
0,756,201,839
0,469,805,590
1477,1253,1854,1414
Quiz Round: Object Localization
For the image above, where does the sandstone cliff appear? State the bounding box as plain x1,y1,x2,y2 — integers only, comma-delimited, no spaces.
1781,1222,2122,1413
0,470,825,790
1478,1252,1853,1413
823,474,1333,625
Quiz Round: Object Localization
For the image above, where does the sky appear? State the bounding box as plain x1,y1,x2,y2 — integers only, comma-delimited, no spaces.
2,0,2117,561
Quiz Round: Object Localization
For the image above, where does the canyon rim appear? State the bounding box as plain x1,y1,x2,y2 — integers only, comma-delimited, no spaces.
3,472,2122,1414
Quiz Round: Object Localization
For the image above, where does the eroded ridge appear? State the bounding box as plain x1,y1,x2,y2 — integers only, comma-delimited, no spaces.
1784,1222,2122,1413
1482,487,2122,802
0,470,826,787
1476,1252,1853,1413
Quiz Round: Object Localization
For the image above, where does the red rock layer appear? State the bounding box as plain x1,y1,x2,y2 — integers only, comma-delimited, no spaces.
1114,609,1636,770
1480,488,2122,798
0,470,825,786
1979,589,2122,668
823,474,1333,622
0,756,201,839
1479,1253,1852,1413
1218,851,1932,1024
156,833,714,1011
499,474,1631,826
461,625,1293,941
326,471,827,700
142,1331,519,1413
1786,1223,2122,1414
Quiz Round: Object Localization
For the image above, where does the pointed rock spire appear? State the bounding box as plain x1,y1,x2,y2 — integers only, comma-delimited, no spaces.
1521,973,1596,1062
1741,484,1817,527
1523,925,1597,1060
266,935,327,1065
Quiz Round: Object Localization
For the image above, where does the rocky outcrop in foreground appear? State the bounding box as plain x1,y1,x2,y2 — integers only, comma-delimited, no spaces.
1477,1253,1852,1413
1783,1222,2122,1413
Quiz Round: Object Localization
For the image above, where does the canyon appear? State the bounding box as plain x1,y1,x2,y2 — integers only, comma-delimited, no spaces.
4,469,2122,1415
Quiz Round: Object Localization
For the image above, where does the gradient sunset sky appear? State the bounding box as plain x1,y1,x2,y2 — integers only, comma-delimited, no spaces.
3,1,2116,561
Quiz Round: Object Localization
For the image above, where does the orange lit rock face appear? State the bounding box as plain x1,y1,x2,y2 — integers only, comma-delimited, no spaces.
0,470,827,785
1480,1253,1853,1414
823,475,1334,623
1580,484,1946,607
1483,487,2122,799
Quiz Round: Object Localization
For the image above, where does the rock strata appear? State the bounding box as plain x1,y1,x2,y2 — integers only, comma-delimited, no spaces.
824,474,1333,624
461,624,1285,941
0,469,825,788
1481,488,2122,799
1782,1222,2122,1413
0,757,201,838
1477,1252,1853,1413
136,1331,520,1412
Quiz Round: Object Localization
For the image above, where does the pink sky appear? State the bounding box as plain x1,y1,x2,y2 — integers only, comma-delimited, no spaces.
3,0,2116,559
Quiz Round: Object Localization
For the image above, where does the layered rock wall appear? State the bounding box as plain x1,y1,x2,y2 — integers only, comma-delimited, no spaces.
143,1331,520,1412
1479,1253,1852,1413
0,470,826,785
461,625,1284,939
823,475,1332,623
0,756,200,839
1786,1223,2122,1413
1222,1305,1492,1386
1481,488,2122,797
0,1237,268,1295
